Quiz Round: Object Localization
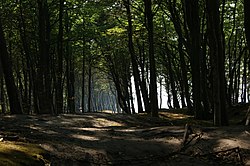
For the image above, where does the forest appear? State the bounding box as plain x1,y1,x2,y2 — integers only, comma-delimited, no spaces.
0,0,250,165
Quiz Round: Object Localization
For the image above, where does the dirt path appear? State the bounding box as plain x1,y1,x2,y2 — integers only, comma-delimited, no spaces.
0,113,249,165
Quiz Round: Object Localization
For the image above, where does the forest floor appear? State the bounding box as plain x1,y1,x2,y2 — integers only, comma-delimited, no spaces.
0,107,250,166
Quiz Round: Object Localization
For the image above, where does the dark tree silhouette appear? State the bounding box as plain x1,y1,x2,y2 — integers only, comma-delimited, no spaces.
0,18,22,114
206,0,228,126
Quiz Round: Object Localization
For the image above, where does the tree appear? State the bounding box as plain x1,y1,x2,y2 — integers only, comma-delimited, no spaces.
167,0,192,111
0,58,6,114
184,0,203,119
124,0,143,113
206,0,228,126
144,0,158,117
0,18,22,114
244,0,250,50
55,0,64,114
65,9,75,114
37,0,52,114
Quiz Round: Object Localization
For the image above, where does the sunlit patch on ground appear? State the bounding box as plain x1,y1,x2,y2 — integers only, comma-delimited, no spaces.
159,112,192,120
70,134,100,141
0,141,49,166
94,118,124,127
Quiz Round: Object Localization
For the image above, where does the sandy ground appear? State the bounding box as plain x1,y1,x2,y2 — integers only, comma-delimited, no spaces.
0,112,249,165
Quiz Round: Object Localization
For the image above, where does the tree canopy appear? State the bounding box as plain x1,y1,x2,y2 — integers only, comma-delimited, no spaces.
0,0,249,126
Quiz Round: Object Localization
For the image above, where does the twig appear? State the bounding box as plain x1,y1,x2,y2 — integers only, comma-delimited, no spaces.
199,147,240,157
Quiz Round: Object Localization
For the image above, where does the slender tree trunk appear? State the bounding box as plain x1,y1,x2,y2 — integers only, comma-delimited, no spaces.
107,59,130,114
227,0,237,106
245,0,250,50
165,77,173,109
164,47,180,109
185,0,203,119
88,60,92,112
0,65,6,114
144,0,158,117
159,77,162,109
124,0,143,113
244,0,250,96
242,52,247,103
82,19,86,113
65,10,75,114
137,41,150,113
168,0,192,111
55,0,64,114
37,0,52,114
0,18,22,114
129,78,136,114
125,76,131,114
200,33,211,119
162,15,180,109
179,77,186,108
206,0,228,126
18,0,35,114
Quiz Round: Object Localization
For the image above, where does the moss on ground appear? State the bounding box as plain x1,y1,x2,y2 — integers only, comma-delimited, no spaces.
0,141,49,166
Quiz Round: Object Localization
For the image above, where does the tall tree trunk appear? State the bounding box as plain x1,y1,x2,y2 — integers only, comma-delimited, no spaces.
18,0,35,114
124,0,143,113
242,52,247,103
55,0,64,114
227,0,237,106
0,18,22,114
137,41,150,113
88,60,92,112
37,0,52,114
18,0,33,114
206,0,228,126
105,54,130,114
165,77,173,109
169,0,192,111
244,0,250,55
162,15,180,109
0,64,6,114
65,16,75,114
82,19,86,113
163,46,180,109
200,33,211,119
129,78,136,114
144,0,158,117
184,0,203,119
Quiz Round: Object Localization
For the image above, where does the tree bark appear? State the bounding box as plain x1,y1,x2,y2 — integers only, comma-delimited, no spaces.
184,0,203,119
88,60,92,112
0,62,6,114
144,0,158,117
18,0,33,114
37,0,52,114
206,0,228,126
137,41,150,113
82,19,86,113
244,0,250,50
65,13,75,114
0,18,22,114
124,0,143,113
55,0,64,114
168,0,192,111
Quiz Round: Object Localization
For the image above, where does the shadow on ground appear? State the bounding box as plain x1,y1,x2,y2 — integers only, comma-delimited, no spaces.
0,111,249,165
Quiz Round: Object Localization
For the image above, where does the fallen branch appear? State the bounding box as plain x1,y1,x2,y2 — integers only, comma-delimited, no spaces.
181,123,203,152
199,147,240,157
198,147,244,165
182,123,193,145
